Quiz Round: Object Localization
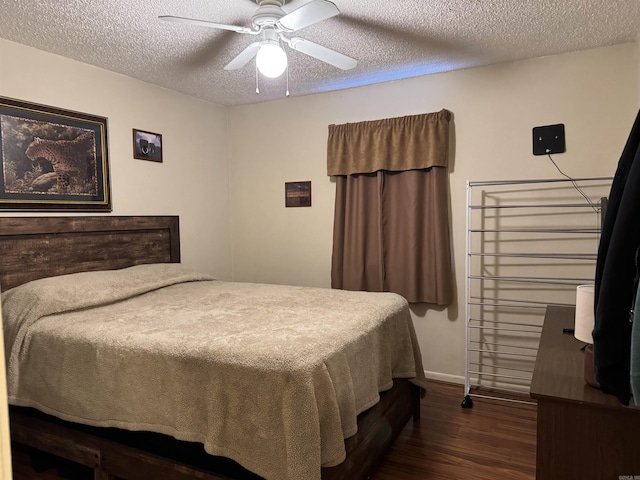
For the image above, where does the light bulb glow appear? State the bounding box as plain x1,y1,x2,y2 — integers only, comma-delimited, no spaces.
256,43,287,78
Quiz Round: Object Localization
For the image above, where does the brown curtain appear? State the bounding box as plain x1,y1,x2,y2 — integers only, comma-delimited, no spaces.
329,110,453,305
327,109,451,176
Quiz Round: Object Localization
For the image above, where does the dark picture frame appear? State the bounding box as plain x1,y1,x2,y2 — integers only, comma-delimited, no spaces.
0,96,111,211
285,181,312,207
133,129,163,163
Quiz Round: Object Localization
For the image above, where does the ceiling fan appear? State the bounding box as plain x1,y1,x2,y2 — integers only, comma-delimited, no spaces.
160,0,357,79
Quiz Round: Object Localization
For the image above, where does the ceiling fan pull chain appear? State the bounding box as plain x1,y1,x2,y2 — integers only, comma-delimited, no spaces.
255,61,260,94
286,63,290,97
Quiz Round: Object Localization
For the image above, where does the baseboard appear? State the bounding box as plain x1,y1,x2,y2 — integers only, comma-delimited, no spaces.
422,372,529,393
423,371,465,385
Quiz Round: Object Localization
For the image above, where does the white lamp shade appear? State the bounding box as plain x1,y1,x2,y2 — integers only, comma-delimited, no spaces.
256,43,287,78
574,284,595,344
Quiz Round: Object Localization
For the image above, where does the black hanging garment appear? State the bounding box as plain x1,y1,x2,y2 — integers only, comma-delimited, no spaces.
594,109,640,405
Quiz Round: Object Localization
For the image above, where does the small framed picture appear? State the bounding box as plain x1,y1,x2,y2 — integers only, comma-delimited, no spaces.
285,181,311,207
133,129,162,163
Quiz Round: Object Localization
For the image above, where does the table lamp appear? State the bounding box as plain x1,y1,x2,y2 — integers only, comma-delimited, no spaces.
574,284,600,388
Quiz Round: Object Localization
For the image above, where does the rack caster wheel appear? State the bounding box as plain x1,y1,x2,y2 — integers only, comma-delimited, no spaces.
461,394,473,409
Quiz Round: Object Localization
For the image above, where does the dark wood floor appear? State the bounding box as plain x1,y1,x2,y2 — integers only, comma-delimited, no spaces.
10,381,537,480
373,381,537,480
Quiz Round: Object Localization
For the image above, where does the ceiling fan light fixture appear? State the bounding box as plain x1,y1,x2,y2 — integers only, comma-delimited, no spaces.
256,42,287,78
161,0,357,88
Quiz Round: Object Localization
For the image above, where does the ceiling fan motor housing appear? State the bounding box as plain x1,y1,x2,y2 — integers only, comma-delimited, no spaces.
252,0,286,28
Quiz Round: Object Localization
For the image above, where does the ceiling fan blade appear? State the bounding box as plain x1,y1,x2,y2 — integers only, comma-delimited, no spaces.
277,0,339,32
224,42,261,70
288,37,357,70
159,15,255,34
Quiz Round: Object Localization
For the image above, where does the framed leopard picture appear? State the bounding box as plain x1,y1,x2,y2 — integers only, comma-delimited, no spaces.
0,96,111,211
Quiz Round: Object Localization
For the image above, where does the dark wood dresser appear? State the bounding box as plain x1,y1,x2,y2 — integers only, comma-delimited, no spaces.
530,305,640,479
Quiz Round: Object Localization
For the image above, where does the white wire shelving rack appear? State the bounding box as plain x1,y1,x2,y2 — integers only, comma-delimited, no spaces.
462,177,612,407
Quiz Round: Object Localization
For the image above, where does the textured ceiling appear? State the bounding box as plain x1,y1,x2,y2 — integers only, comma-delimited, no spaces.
0,0,639,106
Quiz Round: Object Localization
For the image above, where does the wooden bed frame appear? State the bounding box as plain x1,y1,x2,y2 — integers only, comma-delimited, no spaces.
0,215,421,480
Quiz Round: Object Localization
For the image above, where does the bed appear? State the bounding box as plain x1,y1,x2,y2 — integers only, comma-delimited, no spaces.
0,215,425,480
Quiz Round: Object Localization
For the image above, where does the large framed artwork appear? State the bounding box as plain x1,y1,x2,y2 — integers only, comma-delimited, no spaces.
0,96,111,211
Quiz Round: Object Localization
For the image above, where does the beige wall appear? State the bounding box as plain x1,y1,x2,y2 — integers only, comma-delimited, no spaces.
0,38,232,279
229,43,639,381
0,36,637,385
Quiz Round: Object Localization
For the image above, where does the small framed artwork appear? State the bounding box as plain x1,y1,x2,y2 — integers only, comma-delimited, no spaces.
285,181,312,207
133,129,163,163
0,96,111,211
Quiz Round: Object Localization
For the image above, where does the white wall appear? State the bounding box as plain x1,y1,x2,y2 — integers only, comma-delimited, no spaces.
0,38,232,279
229,43,639,382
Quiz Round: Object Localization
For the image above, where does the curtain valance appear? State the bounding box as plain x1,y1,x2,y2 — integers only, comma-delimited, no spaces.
327,109,451,176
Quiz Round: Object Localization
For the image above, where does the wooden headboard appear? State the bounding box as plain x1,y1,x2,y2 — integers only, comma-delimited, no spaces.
0,216,180,291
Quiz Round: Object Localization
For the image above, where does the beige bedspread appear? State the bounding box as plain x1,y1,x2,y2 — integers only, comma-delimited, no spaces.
3,263,426,480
